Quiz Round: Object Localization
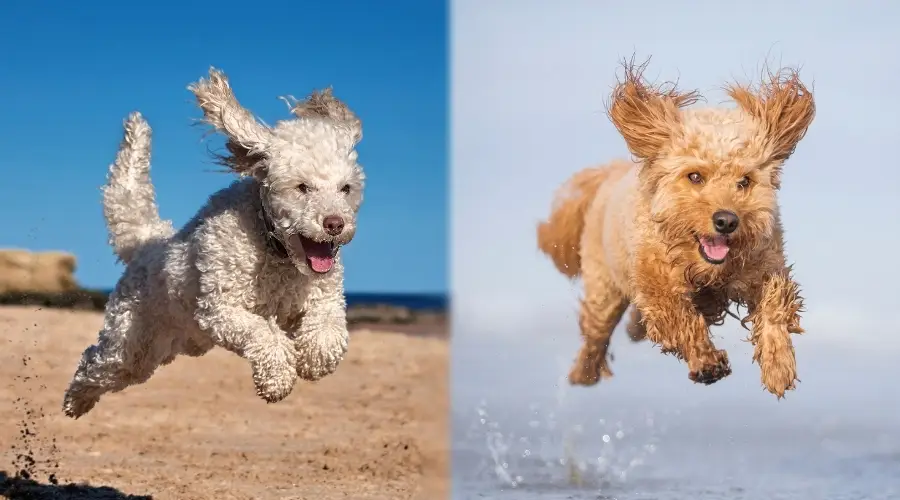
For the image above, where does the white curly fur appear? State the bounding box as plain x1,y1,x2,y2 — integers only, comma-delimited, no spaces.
62,68,365,418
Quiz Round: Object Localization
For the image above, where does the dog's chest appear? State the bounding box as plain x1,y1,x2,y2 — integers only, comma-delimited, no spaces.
253,264,310,320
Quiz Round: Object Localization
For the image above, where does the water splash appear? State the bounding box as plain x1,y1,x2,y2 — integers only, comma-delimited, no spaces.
462,368,668,495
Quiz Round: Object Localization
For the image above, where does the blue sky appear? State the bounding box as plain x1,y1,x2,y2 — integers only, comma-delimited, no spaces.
0,0,447,294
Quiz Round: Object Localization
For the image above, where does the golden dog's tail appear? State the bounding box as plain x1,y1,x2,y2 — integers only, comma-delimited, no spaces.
537,167,608,278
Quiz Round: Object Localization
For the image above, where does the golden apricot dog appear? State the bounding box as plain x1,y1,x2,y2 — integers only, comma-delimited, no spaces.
537,59,814,398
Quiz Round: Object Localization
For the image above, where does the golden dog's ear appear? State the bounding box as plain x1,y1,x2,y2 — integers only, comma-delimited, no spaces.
727,67,815,163
607,58,700,162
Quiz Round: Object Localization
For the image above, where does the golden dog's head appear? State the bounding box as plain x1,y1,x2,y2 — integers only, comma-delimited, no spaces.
608,59,815,276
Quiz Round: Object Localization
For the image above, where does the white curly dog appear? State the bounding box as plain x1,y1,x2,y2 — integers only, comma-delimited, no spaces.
63,68,365,418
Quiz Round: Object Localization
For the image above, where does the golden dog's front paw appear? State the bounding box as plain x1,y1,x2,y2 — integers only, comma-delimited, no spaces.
759,354,797,399
688,349,732,385
752,323,799,399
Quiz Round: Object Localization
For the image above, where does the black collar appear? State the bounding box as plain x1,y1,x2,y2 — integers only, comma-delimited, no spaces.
261,207,290,260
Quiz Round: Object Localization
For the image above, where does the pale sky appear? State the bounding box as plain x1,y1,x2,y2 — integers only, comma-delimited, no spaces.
451,0,900,354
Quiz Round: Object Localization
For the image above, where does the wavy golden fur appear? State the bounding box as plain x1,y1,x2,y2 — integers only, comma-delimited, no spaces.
537,57,814,398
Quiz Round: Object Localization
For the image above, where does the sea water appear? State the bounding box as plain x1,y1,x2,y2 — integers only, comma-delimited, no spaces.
452,331,900,500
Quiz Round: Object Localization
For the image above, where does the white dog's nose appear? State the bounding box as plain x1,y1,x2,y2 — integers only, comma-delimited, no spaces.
323,215,345,236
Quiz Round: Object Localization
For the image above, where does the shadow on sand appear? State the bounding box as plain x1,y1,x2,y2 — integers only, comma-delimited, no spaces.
0,471,152,500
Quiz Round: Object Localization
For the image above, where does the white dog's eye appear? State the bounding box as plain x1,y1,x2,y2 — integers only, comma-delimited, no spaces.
736,176,751,189
341,184,351,194
298,183,310,193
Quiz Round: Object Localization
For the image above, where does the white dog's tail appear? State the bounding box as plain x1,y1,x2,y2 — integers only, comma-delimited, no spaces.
537,166,609,278
102,112,175,264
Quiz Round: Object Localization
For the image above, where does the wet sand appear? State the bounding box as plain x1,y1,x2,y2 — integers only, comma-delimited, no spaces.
0,306,448,500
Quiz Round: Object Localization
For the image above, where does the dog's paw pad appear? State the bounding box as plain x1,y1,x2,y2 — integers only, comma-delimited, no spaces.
688,352,732,385
688,362,732,385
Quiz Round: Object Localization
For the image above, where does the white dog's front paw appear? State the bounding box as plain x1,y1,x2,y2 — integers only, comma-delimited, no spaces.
247,338,298,403
294,328,349,381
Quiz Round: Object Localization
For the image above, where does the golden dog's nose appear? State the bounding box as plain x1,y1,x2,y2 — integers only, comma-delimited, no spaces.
712,210,739,234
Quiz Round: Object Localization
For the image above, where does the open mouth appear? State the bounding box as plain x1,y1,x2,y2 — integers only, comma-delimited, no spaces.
697,234,730,265
287,234,338,273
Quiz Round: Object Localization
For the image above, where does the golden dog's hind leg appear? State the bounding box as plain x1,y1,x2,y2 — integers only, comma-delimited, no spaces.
747,269,803,398
568,284,629,386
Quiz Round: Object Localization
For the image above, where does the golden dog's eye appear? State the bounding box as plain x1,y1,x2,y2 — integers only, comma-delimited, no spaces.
687,172,703,184
737,176,751,189
298,183,309,193
341,184,351,194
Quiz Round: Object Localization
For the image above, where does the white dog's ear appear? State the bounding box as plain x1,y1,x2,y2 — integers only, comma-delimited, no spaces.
286,87,362,144
726,67,815,165
188,67,272,155
607,57,700,162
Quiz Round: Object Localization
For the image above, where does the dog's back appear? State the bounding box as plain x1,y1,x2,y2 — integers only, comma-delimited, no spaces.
537,160,635,280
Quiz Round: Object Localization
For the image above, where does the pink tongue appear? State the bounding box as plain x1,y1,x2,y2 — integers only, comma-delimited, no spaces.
700,235,730,261
308,255,334,273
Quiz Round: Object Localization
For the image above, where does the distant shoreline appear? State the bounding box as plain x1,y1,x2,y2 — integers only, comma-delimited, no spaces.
0,289,448,336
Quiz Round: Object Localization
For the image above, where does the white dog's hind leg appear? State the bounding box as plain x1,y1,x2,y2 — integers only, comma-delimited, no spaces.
63,332,119,418
62,328,161,419
63,304,169,418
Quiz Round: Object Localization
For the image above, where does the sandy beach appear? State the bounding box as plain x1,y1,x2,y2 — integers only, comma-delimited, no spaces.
0,306,448,500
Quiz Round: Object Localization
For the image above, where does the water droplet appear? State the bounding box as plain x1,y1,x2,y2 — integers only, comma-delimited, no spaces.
523,449,531,457
615,430,625,439
602,434,611,443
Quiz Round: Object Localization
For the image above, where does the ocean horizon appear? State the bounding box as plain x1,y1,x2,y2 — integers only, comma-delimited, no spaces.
94,289,449,312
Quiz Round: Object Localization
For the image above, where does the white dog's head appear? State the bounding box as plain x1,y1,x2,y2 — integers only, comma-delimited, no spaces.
189,68,365,276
